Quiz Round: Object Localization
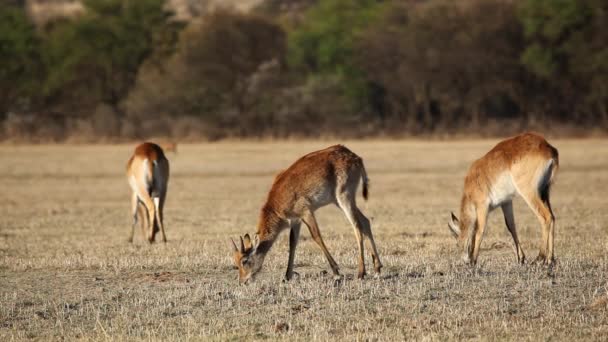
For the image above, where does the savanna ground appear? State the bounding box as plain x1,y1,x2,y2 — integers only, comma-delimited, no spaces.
1,139,607,341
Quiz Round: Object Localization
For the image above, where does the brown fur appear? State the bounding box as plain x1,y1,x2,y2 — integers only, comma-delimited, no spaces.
126,142,170,243
231,145,380,284
449,132,559,265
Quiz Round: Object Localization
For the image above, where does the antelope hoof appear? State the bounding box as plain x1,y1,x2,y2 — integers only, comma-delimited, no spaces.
283,272,300,282
462,253,473,265
463,255,477,266
332,274,344,286
357,271,366,280
533,254,546,265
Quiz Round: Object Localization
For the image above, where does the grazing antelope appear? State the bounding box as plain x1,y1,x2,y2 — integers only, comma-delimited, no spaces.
448,132,559,266
126,142,170,243
231,145,382,284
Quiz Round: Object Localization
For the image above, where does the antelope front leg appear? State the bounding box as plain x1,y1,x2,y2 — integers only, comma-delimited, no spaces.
470,208,488,265
284,221,301,281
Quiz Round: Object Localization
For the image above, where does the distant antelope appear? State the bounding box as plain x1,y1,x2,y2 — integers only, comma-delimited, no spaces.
231,145,382,284
161,142,178,154
448,132,559,265
126,142,170,243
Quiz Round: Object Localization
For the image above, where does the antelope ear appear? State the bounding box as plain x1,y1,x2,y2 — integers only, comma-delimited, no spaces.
243,234,253,251
253,233,260,247
448,212,461,238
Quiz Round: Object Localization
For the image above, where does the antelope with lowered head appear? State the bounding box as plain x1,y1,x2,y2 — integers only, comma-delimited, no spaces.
448,132,559,265
231,145,382,284
126,142,170,243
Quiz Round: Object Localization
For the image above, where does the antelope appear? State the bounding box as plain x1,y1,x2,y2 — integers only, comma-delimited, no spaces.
161,142,178,154
230,145,382,284
448,132,559,266
126,142,170,243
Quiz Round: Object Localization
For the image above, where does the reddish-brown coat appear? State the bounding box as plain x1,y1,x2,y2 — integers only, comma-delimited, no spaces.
232,145,381,284
126,142,170,243
257,145,366,240
127,142,166,178
449,132,559,265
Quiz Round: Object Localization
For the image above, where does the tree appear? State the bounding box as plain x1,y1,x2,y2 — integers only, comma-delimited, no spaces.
0,4,42,115
125,10,287,137
519,0,608,124
357,0,526,132
288,0,385,108
41,0,178,115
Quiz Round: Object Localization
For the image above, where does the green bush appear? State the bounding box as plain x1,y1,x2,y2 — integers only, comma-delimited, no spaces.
287,0,385,108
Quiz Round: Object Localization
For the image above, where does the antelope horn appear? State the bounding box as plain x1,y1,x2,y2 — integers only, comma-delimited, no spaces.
230,238,238,252
240,236,245,252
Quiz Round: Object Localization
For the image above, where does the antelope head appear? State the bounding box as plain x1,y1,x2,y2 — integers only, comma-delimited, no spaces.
230,234,261,284
448,212,474,264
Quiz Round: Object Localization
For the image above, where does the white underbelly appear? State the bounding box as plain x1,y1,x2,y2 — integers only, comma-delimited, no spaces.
488,172,516,208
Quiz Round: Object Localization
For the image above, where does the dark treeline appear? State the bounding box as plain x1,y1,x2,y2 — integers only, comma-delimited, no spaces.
1,0,607,141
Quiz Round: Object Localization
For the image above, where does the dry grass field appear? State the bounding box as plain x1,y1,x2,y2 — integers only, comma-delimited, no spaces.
1,139,607,340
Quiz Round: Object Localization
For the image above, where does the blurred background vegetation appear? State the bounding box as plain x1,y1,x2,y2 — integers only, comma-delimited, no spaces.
1,0,607,141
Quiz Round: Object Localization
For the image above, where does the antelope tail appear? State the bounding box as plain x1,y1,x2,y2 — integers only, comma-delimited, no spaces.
361,162,369,201
549,146,559,184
